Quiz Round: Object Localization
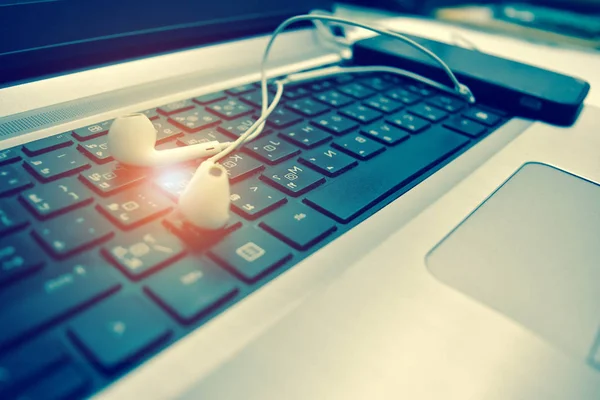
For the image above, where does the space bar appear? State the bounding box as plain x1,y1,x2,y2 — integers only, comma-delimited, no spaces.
304,127,469,223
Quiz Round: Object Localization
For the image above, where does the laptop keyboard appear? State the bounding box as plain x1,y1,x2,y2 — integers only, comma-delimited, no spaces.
0,72,507,398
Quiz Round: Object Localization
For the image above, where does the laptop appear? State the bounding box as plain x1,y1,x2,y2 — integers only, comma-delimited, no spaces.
1,0,599,399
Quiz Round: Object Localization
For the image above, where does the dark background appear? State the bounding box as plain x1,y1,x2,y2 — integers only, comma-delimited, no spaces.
0,0,332,87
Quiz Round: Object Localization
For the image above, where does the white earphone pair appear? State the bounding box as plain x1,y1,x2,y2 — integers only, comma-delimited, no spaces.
107,13,476,231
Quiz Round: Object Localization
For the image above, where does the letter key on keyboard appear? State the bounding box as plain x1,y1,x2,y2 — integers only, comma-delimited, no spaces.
33,207,114,257
68,294,171,372
144,257,239,324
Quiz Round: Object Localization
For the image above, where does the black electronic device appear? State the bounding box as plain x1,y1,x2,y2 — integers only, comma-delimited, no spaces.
352,34,590,125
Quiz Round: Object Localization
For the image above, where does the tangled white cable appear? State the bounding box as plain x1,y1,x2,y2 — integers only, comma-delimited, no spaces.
108,14,476,230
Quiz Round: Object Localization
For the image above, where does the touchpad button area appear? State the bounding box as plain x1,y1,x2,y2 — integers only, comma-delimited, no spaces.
427,163,600,367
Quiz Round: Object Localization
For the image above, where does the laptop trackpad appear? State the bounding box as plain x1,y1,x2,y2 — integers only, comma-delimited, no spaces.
427,163,600,367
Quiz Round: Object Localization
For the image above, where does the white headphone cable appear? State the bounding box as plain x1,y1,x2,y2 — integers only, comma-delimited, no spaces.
209,14,475,163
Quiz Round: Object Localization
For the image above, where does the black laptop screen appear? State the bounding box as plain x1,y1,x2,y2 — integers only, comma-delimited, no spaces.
0,0,332,87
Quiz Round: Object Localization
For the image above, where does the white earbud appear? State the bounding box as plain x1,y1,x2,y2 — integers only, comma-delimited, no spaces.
107,113,231,167
178,161,231,230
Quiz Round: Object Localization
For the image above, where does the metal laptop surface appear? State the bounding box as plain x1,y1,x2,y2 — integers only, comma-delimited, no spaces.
177,108,600,399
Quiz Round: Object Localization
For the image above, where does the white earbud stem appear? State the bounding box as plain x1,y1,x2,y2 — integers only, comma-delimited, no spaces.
178,161,231,230
108,113,230,167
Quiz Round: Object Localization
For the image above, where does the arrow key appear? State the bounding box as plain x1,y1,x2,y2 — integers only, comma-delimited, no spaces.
230,179,286,220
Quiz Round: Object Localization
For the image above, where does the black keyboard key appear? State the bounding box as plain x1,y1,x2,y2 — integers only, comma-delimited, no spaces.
141,108,159,120
333,134,385,160
381,73,405,85
337,82,375,99
72,120,112,141
427,95,466,113
14,364,88,400
283,85,311,100
0,234,44,286
69,294,171,372
339,103,382,124
363,94,404,114
23,133,73,156
0,165,31,196
0,254,121,348
219,116,270,139
384,87,421,105
285,98,330,117
443,116,487,138
77,136,112,164
406,82,436,97
0,338,69,396
260,203,336,250
176,129,230,147
311,112,359,136
0,199,28,236
145,257,239,324
299,147,357,177
33,207,113,258
304,126,469,223
462,107,501,127
0,148,20,166
41,210,104,255
266,107,303,129
226,84,256,95
168,109,220,133
208,226,292,283
104,228,185,279
218,152,264,182
332,74,354,84
359,76,393,91
25,149,90,182
98,187,173,229
408,103,448,122
80,163,146,195
279,123,331,149
151,119,183,143
193,91,228,105
20,178,93,219
230,179,286,219
156,99,195,116
361,121,410,146
206,99,253,120
244,135,300,165
239,89,274,108
261,161,325,196
154,168,194,200
314,90,354,108
307,79,334,92
387,111,431,134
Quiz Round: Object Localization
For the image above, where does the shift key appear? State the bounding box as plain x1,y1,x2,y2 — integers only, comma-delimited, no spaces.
0,254,121,349
304,127,468,223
